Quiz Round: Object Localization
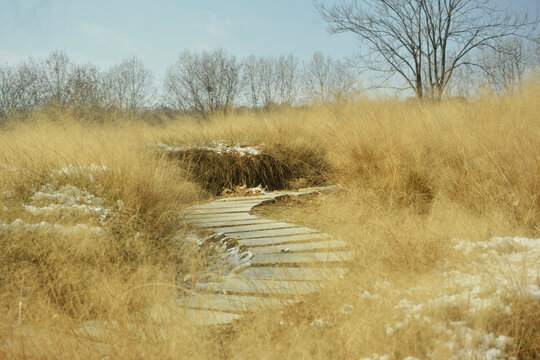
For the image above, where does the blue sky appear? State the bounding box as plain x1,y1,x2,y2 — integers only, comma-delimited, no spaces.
1,0,538,82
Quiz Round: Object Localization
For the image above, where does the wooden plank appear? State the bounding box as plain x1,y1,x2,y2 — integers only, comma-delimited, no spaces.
177,294,293,312
145,306,241,325
184,213,256,221
193,218,274,228
216,194,287,202
183,206,254,214
251,251,354,265
189,200,266,209
177,308,241,325
199,278,321,296
238,233,331,246
212,222,297,234
184,213,259,224
249,240,347,255
236,267,348,281
226,227,319,239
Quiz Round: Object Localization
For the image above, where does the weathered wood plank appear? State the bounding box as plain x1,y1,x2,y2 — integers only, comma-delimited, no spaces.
216,194,287,202
251,251,354,265
238,233,331,246
176,308,241,325
184,213,256,221
145,306,241,325
199,278,321,296
226,227,319,239
177,294,293,312
193,218,274,228
189,200,266,209
249,240,348,255
183,206,254,214
213,222,297,234
185,213,258,221
177,188,350,322
236,267,348,281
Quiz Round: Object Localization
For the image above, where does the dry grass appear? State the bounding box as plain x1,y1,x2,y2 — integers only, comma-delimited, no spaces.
164,143,329,195
1,83,539,358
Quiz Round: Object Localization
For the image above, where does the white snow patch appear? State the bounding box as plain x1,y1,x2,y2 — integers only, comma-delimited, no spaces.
309,318,327,328
0,219,104,236
359,289,383,301
23,184,111,224
174,230,253,283
51,164,108,182
1,190,15,200
154,142,261,157
359,354,390,360
380,235,538,359
221,184,267,196
339,303,355,315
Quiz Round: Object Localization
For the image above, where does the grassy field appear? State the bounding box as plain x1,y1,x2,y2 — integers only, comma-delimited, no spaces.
1,84,539,359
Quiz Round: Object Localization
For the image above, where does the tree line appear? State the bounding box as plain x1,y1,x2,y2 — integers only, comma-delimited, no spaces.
0,50,360,120
1,0,539,121
316,0,540,100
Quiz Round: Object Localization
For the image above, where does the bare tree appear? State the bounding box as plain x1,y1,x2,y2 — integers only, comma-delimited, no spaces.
0,65,16,119
275,54,299,105
164,49,241,118
0,58,45,118
258,57,277,109
480,37,527,94
304,51,359,103
242,55,263,109
106,57,154,113
316,0,538,100
69,63,106,109
241,54,300,110
41,51,73,107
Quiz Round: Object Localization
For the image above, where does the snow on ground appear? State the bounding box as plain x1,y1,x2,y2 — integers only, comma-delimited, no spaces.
309,236,538,359
174,230,253,286
0,218,104,236
154,142,261,157
221,185,267,197
383,236,539,359
1,165,112,236
16,165,115,224
22,184,113,224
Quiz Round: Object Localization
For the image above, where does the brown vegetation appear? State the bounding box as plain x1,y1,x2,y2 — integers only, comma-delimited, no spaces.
1,82,539,358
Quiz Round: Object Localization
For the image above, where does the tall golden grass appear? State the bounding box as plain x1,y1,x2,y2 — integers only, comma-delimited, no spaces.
1,83,539,358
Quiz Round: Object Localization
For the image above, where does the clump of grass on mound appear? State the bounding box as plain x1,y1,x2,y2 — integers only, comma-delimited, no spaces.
163,143,330,195
0,119,208,333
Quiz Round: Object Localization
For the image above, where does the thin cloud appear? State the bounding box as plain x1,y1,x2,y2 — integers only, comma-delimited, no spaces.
75,20,137,54
194,12,233,41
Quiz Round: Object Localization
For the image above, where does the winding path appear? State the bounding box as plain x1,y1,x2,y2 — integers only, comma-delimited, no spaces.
177,188,354,325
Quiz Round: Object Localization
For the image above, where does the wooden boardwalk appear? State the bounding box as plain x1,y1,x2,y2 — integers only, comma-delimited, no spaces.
178,188,352,325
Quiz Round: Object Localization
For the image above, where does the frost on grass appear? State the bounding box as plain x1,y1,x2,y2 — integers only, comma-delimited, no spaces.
23,183,111,223
221,184,267,197
0,219,105,237
2,165,112,238
22,183,113,224
369,236,539,359
174,230,253,287
359,354,391,360
154,142,261,157
20,164,113,224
